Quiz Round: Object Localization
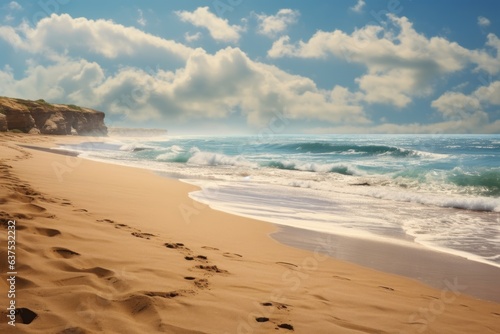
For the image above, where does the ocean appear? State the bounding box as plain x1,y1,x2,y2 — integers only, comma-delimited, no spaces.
58,134,500,268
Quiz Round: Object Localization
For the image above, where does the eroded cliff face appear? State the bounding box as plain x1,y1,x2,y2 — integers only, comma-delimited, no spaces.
0,97,108,136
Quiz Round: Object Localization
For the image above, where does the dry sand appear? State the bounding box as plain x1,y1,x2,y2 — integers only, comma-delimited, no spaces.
0,133,499,334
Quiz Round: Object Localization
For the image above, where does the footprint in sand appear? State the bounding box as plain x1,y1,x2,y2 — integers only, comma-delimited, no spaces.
131,232,156,240
182,276,209,289
13,308,38,325
194,278,209,289
261,302,289,310
184,255,209,262
73,208,88,213
165,242,188,250
195,265,228,274
277,323,294,331
201,246,220,251
35,227,61,237
97,219,115,224
144,291,181,298
256,302,293,330
52,247,80,259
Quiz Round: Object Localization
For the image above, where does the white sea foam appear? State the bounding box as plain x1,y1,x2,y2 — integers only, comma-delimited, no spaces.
360,187,500,212
187,150,258,168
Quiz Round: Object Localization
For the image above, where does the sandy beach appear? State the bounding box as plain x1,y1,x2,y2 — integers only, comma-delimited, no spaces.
1,133,499,334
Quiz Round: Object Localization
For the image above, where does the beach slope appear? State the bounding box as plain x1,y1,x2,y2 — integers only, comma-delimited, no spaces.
0,134,499,334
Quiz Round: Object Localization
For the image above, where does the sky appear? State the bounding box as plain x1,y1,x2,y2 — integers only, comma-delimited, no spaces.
0,0,499,135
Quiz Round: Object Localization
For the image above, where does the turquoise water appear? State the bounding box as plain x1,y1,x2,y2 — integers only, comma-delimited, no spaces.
59,134,500,267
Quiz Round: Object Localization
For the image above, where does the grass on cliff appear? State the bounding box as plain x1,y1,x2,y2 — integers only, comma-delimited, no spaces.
1,96,91,113
66,104,83,111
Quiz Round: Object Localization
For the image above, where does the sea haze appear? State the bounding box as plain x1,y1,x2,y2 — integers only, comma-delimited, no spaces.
59,134,500,268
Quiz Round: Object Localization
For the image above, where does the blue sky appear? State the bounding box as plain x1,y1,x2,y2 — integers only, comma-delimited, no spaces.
0,0,499,134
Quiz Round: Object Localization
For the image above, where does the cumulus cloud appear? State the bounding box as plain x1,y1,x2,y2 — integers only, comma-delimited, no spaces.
0,14,193,62
175,6,244,43
256,9,300,38
350,0,366,13
431,92,483,120
269,14,500,108
421,80,500,133
307,80,500,134
432,80,500,119
0,58,104,103
478,16,491,28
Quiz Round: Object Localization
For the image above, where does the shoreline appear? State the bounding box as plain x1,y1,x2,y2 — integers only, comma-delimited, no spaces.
1,134,499,333
22,135,500,301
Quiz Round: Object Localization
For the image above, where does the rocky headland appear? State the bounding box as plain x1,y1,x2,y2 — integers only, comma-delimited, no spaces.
0,97,107,136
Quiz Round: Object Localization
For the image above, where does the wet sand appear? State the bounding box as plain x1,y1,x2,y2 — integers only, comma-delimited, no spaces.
272,225,500,303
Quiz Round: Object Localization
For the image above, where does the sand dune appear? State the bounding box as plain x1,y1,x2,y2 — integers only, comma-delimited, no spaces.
0,134,499,333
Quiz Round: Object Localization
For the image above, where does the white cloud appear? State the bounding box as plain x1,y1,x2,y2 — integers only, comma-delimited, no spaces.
0,14,193,62
156,47,367,125
478,16,491,28
137,9,146,27
185,32,202,43
0,24,24,48
256,9,300,38
432,80,500,120
351,0,366,13
469,33,500,74
425,80,500,133
269,15,500,108
175,7,244,43
474,80,500,105
0,58,105,103
8,1,22,11
431,92,483,120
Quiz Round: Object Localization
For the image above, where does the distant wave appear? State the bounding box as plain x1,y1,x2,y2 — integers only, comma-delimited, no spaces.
264,160,363,176
155,146,364,175
271,142,438,158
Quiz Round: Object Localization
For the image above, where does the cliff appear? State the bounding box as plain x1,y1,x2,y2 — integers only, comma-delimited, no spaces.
0,97,108,136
